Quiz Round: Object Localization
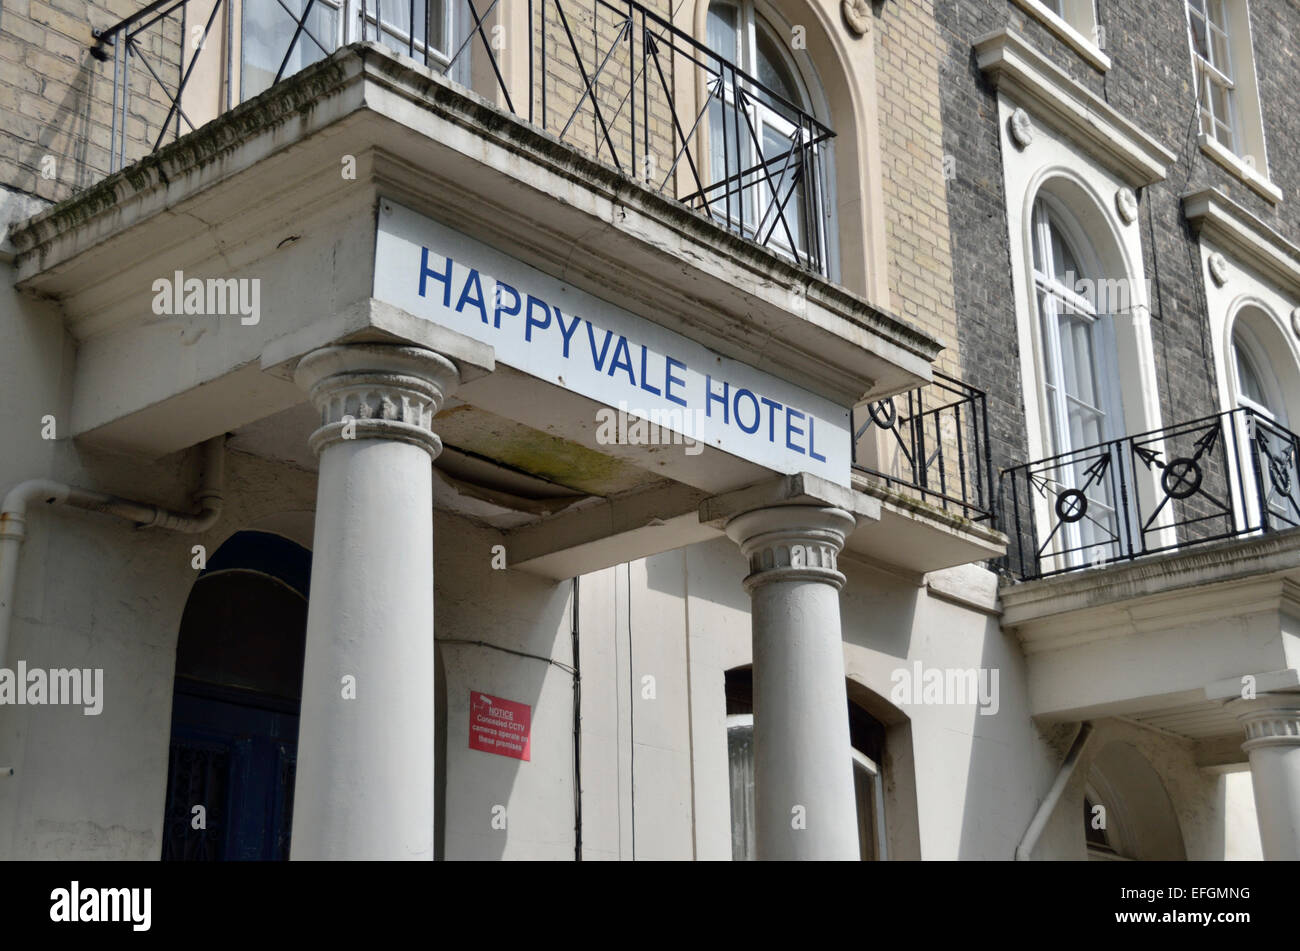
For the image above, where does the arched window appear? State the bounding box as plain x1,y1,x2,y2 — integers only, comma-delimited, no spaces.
1232,324,1285,422
1031,194,1126,564
724,667,884,859
705,0,830,270
1230,318,1298,527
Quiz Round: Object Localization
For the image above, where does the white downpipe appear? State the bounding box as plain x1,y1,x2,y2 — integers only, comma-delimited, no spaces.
1016,721,1094,860
0,436,226,672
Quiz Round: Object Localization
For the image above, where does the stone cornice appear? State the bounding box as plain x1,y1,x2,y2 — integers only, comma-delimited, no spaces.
1183,187,1300,300
974,29,1176,188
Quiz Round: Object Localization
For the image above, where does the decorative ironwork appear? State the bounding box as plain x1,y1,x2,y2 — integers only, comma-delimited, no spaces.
161,740,231,860
851,371,995,523
1000,407,1300,581
91,0,835,273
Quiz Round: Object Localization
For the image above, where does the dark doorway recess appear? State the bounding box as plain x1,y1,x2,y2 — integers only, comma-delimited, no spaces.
161,531,310,861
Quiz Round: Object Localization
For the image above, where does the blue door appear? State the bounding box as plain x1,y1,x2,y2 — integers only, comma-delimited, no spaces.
161,531,311,861
162,689,299,860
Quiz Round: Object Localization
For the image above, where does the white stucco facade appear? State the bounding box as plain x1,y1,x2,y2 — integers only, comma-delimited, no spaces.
0,4,1296,866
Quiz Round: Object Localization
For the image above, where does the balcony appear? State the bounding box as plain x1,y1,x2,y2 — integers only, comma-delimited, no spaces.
999,407,1300,581
852,371,996,523
91,0,835,274
847,373,1005,575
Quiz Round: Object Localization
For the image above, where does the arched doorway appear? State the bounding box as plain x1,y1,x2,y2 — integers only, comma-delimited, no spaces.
1083,741,1187,861
724,666,887,859
160,531,311,860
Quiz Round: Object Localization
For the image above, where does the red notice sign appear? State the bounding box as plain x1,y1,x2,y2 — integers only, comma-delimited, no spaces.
469,691,532,761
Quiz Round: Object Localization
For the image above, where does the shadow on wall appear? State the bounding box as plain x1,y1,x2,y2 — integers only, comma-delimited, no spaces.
6,23,105,198
1083,740,1188,861
435,513,576,860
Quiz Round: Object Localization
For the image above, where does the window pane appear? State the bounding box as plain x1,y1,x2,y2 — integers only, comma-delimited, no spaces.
755,24,799,106
1059,314,1102,411
1189,11,1209,59
708,99,751,224
727,724,756,861
1210,81,1233,127
707,2,739,64
242,0,339,100
1049,216,1081,286
761,123,804,252
1210,30,1231,73
1235,339,1268,407
853,761,879,861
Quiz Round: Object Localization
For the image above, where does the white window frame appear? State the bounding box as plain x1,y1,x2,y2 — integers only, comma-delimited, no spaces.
725,712,885,860
1009,0,1110,72
1186,0,1239,153
705,0,833,273
851,747,888,862
351,0,455,67
237,0,461,105
239,0,346,102
1184,0,1281,202
1031,194,1129,567
1229,320,1297,529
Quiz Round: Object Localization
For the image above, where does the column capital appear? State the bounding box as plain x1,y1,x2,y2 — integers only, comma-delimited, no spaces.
294,343,459,458
724,504,856,592
1227,692,1300,753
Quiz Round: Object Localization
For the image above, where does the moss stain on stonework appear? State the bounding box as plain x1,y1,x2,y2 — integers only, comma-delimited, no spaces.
480,428,630,495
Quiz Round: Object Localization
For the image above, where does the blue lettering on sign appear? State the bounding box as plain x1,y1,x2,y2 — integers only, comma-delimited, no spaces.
413,247,838,471
555,309,581,357
494,282,521,327
587,322,615,371
525,295,551,341
457,268,488,323
419,249,453,307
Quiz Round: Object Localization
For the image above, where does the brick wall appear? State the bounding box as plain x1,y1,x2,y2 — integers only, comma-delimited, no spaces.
0,0,184,202
535,0,677,192
874,0,961,377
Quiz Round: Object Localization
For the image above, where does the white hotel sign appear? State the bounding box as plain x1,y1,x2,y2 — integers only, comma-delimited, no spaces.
373,201,851,487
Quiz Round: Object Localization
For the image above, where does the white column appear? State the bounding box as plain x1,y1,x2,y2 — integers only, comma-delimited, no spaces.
290,343,459,860
725,504,860,860
1230,693,1300,860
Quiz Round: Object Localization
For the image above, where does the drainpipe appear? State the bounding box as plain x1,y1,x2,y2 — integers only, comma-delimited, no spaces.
1015,721,1094,861
0,436,226,672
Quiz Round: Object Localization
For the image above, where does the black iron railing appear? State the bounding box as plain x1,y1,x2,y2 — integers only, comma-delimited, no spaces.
999,407,1300,581
851,372,996,523
91,0,835,273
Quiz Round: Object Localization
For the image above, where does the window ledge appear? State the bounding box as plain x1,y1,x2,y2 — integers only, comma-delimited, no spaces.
1198,133,1284,205
1183,186,1300,299
1009,0,1111,72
